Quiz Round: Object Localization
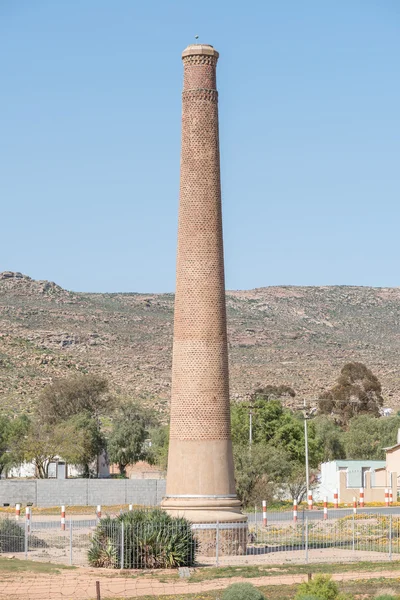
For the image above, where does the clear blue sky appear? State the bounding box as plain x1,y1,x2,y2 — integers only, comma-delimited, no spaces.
1,1,399,293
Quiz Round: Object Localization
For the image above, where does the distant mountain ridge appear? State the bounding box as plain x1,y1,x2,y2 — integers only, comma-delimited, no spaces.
1,271,399,415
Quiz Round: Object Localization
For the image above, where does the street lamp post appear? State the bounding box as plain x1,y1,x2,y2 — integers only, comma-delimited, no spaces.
304,415,310,500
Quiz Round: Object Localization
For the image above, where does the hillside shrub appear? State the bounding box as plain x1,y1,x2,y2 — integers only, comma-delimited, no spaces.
0,518,46,553
221,582,266,600
0,519,25,552
375,596,398,600
88,508,196,569
295,574,351,600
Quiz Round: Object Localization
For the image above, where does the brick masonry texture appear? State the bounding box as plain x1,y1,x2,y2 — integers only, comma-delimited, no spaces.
169,45,231,442
0,479,166,507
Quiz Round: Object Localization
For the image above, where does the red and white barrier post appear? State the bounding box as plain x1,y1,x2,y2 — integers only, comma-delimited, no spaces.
61,505,66,531
308,491,313,510
359,487,364,508
25,506,31,533
323,496,328,520
293,498,298,523
15,503,21,521
333,489,339,509
353,496,357,514
385,488,390,508
389,489,393,505
96,505,101,519
262,500,267,527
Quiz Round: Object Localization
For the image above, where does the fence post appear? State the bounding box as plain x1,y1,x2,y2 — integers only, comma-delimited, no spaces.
254,505,258,540
352,513,355,553
24,517,28,560
120,521,125,569
389,513,392,561
305,516,309,563
96,581,101,600
215,521,219,567
61,505,66,531
25,506,31,534
69,519,73,566
333,489,338,509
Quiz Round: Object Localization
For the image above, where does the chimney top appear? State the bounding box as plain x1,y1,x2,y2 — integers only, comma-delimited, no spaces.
182,44,219,59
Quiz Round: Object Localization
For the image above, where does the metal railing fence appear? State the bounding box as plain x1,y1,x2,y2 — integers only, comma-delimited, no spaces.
0,511,399,568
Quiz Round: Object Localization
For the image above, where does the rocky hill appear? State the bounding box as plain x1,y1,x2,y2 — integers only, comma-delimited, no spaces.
1,271,400,415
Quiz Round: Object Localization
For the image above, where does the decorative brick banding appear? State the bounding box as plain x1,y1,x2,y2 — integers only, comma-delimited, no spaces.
169,45,231,442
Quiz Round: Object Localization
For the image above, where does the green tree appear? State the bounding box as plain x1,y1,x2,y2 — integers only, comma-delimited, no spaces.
147,425,169,471
252,384,295,402
231,399,327,506
344,414,400,460
64,413,106,477
107,402,150,476
313,416,345,463
233,443,290,506
318,362,384,427
37,374,113,424
21,419,85,478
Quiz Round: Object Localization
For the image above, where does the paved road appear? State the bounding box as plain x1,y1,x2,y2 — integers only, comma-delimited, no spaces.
253,506,400,522
8,506,400,529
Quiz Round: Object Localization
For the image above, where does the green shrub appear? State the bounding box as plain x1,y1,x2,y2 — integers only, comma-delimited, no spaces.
221,582,266,600
88,508,197,569
375,596,398,600
0,519,46,553
295,575,343,600
0,519,25,553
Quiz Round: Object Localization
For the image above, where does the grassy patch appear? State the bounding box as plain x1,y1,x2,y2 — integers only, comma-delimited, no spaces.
187,560,400,583
101,579,400,600
0,557,75,574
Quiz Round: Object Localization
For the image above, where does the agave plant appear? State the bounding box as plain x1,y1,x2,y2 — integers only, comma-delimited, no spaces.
88,508,197,569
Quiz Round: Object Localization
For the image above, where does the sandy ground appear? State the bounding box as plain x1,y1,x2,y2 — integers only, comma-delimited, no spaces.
1,566,400,599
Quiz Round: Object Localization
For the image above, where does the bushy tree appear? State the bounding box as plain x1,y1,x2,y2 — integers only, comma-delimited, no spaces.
231,398,327,506
0,415,30,476
233,443,290,506
318,362,384,427
344,414,400,460
65,412,106,477
147,425,169,470
21,419,86,478
252,384,295,402
313,416,346,463
37,374,113,424
107,401,151,476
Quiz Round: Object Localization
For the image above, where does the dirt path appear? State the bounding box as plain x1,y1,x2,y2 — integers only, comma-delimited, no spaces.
0,567,400,599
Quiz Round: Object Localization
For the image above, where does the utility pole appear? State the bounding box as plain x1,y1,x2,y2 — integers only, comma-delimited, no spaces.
304,400,310,501
249,406,253,446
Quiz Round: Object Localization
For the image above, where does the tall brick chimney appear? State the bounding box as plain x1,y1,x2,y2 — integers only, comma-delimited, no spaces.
161,44,245,523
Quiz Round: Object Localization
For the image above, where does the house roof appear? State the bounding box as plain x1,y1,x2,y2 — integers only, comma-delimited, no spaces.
384,443,400,452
